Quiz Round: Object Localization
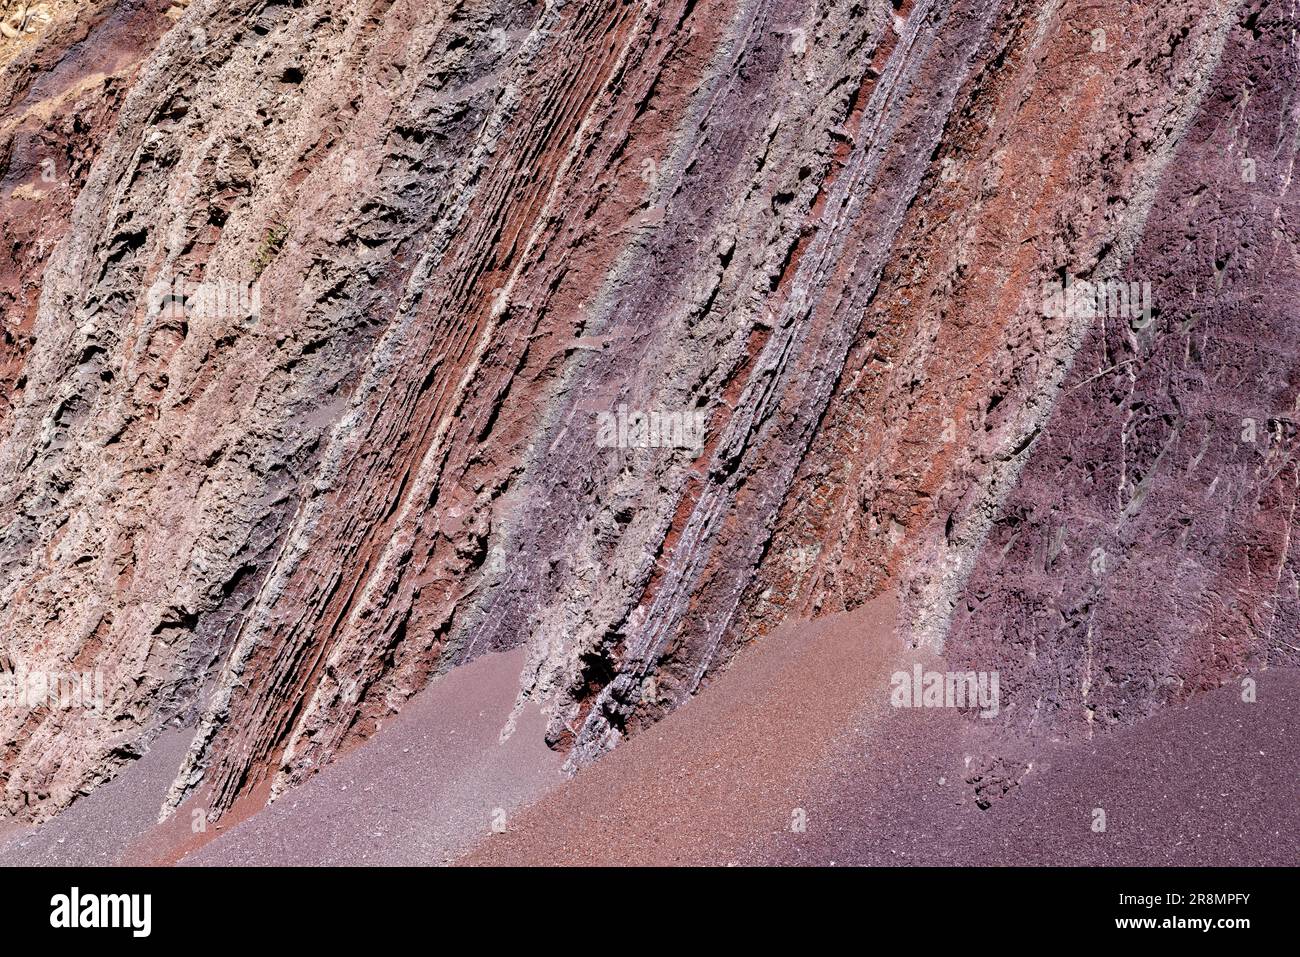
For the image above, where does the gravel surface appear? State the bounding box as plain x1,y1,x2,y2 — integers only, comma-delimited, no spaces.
462,593,1299,866
179,646,564,865
463,594,908,865
0,729,191,867
5,604,1291,867
776,669,1300,866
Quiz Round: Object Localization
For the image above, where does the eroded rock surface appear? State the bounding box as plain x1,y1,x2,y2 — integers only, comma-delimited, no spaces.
0,0,1294,826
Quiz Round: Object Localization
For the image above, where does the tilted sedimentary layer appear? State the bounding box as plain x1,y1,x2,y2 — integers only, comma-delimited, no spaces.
0,0,1294,825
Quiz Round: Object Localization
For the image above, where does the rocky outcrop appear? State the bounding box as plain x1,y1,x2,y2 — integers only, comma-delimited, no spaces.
0,0,1294,825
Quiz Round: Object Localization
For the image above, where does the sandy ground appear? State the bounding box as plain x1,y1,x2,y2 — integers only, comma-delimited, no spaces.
774,669,1300,866
178,646,564,865
464,594,1298,865
0,646,564,866
2,596,1293,866
464,593,913,865
0,728,192,866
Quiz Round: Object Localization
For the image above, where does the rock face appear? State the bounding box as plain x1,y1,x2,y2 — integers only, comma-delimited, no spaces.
0,0,1294,826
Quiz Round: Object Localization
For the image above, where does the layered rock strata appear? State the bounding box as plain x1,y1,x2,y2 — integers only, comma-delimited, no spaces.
0,0,1293,824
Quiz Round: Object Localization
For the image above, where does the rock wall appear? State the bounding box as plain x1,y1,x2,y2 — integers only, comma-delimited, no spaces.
0,0,1293,823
